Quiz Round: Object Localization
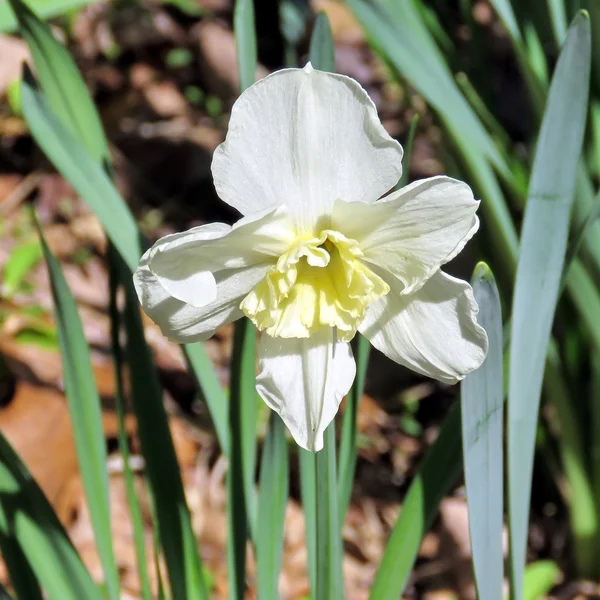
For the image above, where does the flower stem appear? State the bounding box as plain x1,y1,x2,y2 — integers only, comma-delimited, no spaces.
316,423,343,600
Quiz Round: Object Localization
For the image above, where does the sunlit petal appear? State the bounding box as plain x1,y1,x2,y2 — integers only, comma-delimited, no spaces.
212,63,403,232
148,207,293,308
256,329,356,451
332,176,479,295
134,254,270,342
359,269,488,384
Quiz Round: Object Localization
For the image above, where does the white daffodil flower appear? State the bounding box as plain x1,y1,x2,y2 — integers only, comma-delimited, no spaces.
134,63,488,452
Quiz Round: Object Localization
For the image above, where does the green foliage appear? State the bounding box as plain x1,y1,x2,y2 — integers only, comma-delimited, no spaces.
257,414,288,600
370,404,463,599
0,433,103,600
2,239,42,298
0,0,95,33
462,263,503,600
508,13,591,596
37,223,120,600
8,0,600,598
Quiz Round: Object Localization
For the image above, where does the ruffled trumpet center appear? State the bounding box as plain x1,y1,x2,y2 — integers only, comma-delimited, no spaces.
240,229,389,341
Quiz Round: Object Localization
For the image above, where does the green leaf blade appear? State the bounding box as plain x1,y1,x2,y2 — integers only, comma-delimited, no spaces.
37,223,119,600
256,414,289,600
461,263,504,600
20,71,140,271
508,12,591,599
370,404,462,600
0,433,103,600
9,0,109,164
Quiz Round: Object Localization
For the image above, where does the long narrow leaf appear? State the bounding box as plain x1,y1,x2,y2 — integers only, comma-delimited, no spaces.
508,12,591,599
227,320,256,600
299,450,317,595
234,0,257,94
346,0,506,173
370,403,463,599
0,531,43,600
316,425,342,600
20,70,140,271
309,12,335,72
9,0,108,164
108,251,153,600
0,432,103,600
185,343,230,453
0,0,96,34
37,223,119,600
122,270,207,600
337,333,368,529
230,0,259,547
256,414,288,600
13,0,230,461
347,0,519,281
461,263,503,600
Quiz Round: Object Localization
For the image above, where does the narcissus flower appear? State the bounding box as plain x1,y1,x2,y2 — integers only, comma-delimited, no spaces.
134,63,488,452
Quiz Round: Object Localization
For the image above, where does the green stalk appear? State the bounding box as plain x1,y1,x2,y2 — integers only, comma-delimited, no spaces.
108,249,153,600
337,334,369,528
592,351,600,577
316,424,343,600
544,344,596,578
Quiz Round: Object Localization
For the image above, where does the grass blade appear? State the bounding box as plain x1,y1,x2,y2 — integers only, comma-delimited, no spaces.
256,413,288,600
316,424,342,600
227,319,257,600
310,12,336,72
346,0,506,172
185,343,230,453
300,450,317,595
108,250,153,600
370,403,463,600
8,0,108,164
0,432,103,600
461,263,503,600
507,12,591,599
347,0,519,284
234,0,257,93
547,0,568,45
337,333,368,529
12,0,230,461
488,0,522,42
523,561,561,600
20,70,140,271
543,342,596,577
0,532,43,600
121,268,207,600
0,0,97,34
36,222,119,600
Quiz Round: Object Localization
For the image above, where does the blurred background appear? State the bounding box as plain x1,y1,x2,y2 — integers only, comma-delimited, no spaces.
0,0,596,598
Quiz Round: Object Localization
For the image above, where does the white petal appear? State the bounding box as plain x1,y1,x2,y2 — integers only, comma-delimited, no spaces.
256,328,356,451
149,207,293,308
359,270,488,384
212,63,403,233
331,176,480,295
134,254,269,343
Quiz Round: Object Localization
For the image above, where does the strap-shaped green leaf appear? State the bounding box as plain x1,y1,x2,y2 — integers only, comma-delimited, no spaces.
370,404,462,599
8,0,109,164
508,12,591,598
256,414,288,600
20,71,140,271
0,432,103,600
462,263,504,600
37,222,120,600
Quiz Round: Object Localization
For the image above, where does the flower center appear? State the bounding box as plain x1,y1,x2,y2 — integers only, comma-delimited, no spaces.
240,230,390,341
